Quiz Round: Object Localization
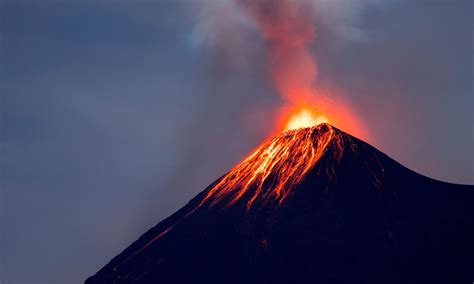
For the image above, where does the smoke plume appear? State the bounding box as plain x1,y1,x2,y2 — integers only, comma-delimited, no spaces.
238,0,318,105
191,0,377,138
192,0,379,102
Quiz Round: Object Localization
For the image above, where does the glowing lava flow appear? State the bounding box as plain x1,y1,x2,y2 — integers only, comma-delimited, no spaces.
129,123,345,256
201,123,343,209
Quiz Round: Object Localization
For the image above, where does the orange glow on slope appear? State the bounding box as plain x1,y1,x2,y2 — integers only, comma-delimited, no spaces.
200,124,344,209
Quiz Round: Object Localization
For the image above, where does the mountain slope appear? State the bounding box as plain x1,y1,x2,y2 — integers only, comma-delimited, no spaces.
86,124,474,284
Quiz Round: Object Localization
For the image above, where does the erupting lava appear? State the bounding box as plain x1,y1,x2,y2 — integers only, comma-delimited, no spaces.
283,105,328,131
201,123,343,209
277,99,369,140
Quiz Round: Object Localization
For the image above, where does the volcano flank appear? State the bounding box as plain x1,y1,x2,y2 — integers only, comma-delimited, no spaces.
87,124,474,284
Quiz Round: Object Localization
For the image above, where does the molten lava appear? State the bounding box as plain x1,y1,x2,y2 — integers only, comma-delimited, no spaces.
283,105,328,131
275,95,370,143
201,123,344,209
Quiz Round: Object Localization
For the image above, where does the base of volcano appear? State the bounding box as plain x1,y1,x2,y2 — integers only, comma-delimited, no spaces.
86,124,474,284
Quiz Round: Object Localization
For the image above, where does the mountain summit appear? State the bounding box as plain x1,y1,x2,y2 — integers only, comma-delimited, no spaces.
87,124,473,284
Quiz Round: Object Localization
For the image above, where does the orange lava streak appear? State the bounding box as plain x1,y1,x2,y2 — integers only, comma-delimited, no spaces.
201,124,337,209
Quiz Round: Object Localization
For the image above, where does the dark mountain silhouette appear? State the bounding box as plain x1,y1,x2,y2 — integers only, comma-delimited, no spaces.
86,124,473,284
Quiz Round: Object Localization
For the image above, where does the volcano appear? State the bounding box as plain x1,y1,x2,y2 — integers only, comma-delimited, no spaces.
87,124,473,284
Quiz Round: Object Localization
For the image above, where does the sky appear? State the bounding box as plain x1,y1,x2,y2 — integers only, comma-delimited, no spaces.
1,0,472,283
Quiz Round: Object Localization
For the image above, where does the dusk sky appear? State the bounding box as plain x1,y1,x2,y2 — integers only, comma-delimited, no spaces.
1,0,472,283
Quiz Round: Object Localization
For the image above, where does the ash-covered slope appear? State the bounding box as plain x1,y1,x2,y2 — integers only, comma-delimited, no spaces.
87,124,474,284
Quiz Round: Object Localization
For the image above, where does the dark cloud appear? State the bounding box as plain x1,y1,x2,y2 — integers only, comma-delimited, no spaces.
1,0,472,283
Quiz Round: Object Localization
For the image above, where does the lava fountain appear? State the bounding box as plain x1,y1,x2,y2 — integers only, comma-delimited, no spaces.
281,104,328,131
